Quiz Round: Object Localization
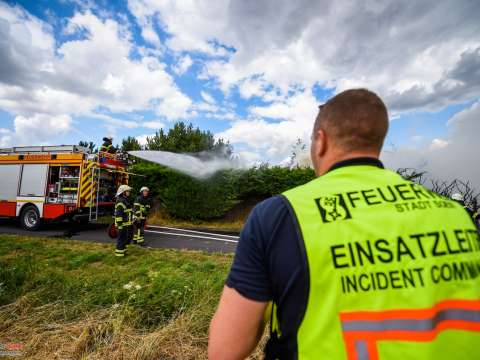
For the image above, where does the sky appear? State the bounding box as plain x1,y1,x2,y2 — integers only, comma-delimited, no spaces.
0,0,479,188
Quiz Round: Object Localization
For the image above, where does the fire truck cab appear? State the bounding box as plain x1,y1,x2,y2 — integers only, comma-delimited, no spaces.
0,145,129,230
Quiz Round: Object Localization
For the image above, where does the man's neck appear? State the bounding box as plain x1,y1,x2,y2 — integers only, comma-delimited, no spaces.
317,151,379,176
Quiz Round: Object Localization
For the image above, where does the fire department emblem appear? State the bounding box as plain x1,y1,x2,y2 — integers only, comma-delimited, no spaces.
315,194,352,223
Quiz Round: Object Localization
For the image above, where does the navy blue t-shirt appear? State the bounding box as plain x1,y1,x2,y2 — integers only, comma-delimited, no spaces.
226,195,308,357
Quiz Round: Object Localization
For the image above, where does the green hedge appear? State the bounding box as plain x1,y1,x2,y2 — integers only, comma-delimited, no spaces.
129,163,315,220
237,165,316,198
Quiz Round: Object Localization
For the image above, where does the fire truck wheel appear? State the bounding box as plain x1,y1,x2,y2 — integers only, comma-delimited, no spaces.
20,205,41,231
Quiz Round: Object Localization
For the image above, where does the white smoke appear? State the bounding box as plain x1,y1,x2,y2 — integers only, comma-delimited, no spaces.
128,150,247,179
287,139,313,169
292,151,313,168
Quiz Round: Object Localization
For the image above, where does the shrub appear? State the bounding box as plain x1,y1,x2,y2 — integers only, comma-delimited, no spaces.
130,163,315,220
130,164,239,220
237,165,315,198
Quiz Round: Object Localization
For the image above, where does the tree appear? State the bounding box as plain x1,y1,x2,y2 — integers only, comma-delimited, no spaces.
396,168,426,184
398,168,479,214
287,138,312,168
121,136,142,152
78,141,96,153
145,122,232,157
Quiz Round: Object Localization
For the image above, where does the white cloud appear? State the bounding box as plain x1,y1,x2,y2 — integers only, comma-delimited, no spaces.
142,120,165,129
0,128,13,147
238,78,264,100
237,77,281,101
87,113,139,129
173,55,193,75
129,0,480,112
136,133,155,145
0,114,73,146
2,0,479,174
127,0,229,55
200,91,216,104
154,90,193,120
126,0,479,171
429,138,450,150
217,89,318,160
382,101,480,190
126,0,161,46
193,102,219,113
0,3,193,134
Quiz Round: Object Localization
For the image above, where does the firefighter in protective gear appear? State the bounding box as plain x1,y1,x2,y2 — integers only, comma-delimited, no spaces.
114,185,133,257
100,137,116,154
133,186,151,245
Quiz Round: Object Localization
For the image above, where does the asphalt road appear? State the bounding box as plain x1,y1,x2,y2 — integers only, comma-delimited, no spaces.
0,218,239,253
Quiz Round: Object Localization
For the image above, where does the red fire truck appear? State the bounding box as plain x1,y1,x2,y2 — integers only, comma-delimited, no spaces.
0,145,129,230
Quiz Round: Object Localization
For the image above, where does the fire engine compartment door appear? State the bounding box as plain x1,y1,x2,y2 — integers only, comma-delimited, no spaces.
19,164,48,197
0,164,21,200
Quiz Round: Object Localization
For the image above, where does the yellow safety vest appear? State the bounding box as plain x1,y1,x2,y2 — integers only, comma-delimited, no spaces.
278,164,480,359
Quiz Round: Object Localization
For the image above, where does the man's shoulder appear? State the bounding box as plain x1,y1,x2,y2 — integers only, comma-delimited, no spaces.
250,195,291,222
244,195,296,247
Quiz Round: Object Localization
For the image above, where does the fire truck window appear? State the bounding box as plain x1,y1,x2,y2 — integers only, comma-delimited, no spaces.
0,164,21,200
47,167,60,203
19,164,48,197
58,166,80,204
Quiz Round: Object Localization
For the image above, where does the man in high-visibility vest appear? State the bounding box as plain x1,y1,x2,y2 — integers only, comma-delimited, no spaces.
114,185,133,257
133,186,152,246
209,89,480,359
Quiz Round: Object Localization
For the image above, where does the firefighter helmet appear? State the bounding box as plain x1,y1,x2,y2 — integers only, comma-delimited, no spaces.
116,185,132,197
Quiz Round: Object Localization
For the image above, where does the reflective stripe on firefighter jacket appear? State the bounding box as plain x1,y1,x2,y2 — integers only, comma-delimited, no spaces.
115,196,133,229
274,164,480,360
100,144,111,152
100,143,116,153
134,195,151,220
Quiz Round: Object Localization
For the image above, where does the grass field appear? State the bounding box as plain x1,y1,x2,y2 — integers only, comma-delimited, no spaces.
0,235,265,359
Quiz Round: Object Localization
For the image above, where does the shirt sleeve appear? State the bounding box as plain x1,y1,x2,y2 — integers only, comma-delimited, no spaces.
226,199,276,302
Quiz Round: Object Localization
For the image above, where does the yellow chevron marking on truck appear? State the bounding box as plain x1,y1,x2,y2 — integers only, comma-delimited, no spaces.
81,183,93,198
80,177,92,191
79,161,98,207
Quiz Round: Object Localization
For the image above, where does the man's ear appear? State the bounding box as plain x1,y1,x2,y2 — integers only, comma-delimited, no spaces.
317,129,327,156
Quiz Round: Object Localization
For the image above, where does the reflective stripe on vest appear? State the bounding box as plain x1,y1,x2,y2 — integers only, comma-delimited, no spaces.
281,165,480,360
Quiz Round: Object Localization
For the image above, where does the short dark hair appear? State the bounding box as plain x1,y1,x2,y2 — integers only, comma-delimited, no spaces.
314,89,389,152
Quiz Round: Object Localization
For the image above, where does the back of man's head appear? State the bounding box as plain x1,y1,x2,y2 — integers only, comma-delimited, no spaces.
314,89,389,153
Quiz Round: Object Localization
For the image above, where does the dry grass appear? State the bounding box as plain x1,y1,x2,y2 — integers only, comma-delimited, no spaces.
147,198,261,233
147,211,245,233
0,235,267,359
1,299,267,360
